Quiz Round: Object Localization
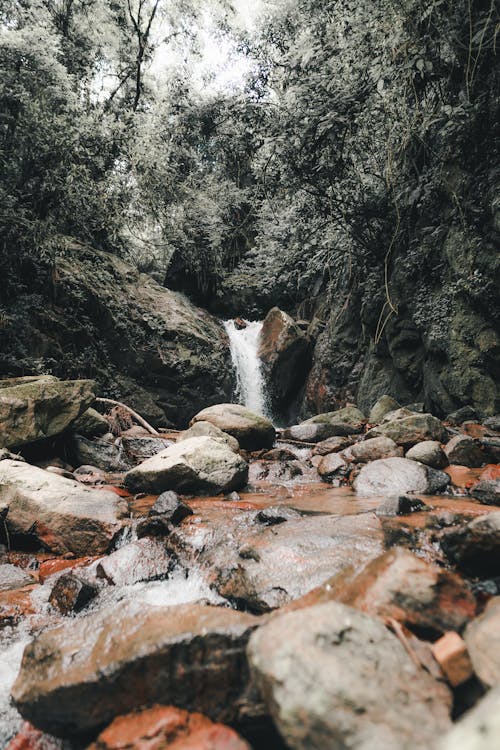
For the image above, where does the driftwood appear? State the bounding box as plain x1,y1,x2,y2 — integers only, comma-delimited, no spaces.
95,398,160,437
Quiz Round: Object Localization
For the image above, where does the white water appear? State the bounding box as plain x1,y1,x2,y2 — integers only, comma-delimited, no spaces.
224,319,269,417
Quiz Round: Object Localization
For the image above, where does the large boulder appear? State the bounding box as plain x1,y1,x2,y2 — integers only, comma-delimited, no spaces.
11,603,262,736
0,460,127,555
247,602,452,750
354,456,450,496
190,404,275,450
0,244,232,427
366,414,448,447
257,307,311,422
178,421,239,452
0,376,96,449
124,437,248,495
406,440,449,469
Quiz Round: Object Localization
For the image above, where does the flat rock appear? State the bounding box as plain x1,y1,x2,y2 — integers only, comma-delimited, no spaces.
438,684,500,750
406,440,449,469
190,404,275,450
464,597,500,688
366,414,448,447
343,436,403,463
247,602,452,750
354,457,450,496
0,460,127,556
124,436,248,495
11,603,262,736
178,421,240,452
0,376,96,449
86,705,251,750
96,538,172,586
441,512,500,577
444,434,485,468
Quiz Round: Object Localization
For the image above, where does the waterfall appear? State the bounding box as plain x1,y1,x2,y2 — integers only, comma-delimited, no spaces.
224,320,269,417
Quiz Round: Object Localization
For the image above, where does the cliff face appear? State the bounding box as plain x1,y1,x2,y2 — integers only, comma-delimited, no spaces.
0,242,232,426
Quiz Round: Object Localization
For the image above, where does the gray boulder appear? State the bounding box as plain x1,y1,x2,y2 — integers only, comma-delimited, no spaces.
366,414,448,447
354,457,450,496
0,459,127,555
442,512,500,577
124,436,248,495
178,420,239,452
71,407,109,438
302,404,365,427
343,436,403,463
471,480,500,506
444,434,485,468
0,376,96,449
247,602,451,750
190,404,275,450
406,440,449,469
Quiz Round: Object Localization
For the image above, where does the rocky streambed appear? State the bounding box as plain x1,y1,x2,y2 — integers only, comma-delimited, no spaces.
1,377,500,749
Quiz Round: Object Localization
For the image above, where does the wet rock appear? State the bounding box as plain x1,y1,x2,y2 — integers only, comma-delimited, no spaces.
11,603,262,736
0,564,34,591
354,456,450,496
5,721,64,750
149,492,193,524
481,437,500,463
317,452,348,481
376,495,430,517
431,632,474,687
86,705,251,750
324,547,477,635
249,459,305,484
0,585,37,626
190,404,275,451
406,440,449,469
178,421,240,452
0,376,96,449
483,415,500,432
72,408,109,438
261,447,297,461
256,506,301,526
225,491,241,502
0,460,127,556
48,572,98,615
470,479,500,505
464,597,500,688
366,414,448,447
258,307,311,421
39,557,101,583
438,685,500,750
368,395,400,424
303,404,366,427
446,406,479,425
444,434,485,468
442,512,500,576
121,436,173,463
311,436,353,455
124,437,248,495
72,435,132,473
343,436,403,463
247,602,452,750
96,539,172,586
282,422,360,443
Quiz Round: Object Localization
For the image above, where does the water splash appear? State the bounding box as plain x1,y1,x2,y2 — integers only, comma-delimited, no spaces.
224,320,269,417
0,624,32,746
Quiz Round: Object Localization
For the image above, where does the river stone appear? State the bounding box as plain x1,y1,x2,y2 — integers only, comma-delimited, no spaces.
124,436,248,495
366,414,448,447
441,512,500,577
343,436,403,463
317,452,348,481
0,376,96,449
444,434,485,468
406,440,449,469
71,408,109,438
190,404,275,450
72,435,132,473
368,395,400,424
282,422,361,442
470,480,500,505
247,602,452,750
353,457,450,496
95,538,173,586
0,460,127,556
302,404,365,427
178,421,240,452
464,597,500,688
312,436,353,455
438,685,500,750
11,603,262,736
48,573,97,615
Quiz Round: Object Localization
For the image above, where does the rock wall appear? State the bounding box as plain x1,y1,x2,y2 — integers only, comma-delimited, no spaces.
0,242,232,426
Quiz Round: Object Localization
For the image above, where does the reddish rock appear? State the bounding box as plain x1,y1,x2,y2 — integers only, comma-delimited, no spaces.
48,572,98,614
39,556,101,583
431,632,473,687
445,465,484,490
87,705,250,749
0,584,37,626
6,721,63,750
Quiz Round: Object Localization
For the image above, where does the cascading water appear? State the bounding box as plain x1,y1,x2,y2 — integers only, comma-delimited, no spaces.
224,320,269,417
